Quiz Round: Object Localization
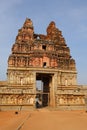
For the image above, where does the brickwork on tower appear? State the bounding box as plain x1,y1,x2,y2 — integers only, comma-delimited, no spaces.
0,18,86,110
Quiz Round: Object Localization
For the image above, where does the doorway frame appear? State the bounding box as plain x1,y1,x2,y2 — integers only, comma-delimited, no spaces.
36,72,54,108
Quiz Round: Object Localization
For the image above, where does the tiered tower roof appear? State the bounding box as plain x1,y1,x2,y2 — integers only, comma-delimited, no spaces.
8,18,76,70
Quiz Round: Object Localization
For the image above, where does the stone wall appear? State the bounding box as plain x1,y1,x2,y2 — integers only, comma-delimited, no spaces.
0,87,35,106
0,18,86,110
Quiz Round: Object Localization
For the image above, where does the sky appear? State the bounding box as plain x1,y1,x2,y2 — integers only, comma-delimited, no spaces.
0,0,87,85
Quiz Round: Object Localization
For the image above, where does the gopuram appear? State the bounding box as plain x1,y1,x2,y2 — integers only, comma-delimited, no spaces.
0,18,86,110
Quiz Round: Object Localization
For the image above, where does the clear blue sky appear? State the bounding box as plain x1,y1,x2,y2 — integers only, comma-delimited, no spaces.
0,0,87,85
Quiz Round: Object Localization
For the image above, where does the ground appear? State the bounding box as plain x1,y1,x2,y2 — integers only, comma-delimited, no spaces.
0,108,87,130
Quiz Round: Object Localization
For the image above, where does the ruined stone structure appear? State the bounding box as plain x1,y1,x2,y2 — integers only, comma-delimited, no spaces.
0,18,86,110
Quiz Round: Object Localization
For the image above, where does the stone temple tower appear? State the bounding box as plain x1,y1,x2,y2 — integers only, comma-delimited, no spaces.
0,18,85,110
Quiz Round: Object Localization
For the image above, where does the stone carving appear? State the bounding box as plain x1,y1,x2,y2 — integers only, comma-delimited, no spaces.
16,18,34,42
8,18,76,70
55,95,85,106
0,18,85,110
0,94,34,105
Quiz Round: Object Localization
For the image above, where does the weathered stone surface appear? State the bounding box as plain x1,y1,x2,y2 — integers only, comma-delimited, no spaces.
0,18,86,110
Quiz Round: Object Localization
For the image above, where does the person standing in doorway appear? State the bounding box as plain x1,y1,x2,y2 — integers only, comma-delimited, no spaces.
35,95,39,108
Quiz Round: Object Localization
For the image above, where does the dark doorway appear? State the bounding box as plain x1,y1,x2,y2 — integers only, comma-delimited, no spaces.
36,73,52,107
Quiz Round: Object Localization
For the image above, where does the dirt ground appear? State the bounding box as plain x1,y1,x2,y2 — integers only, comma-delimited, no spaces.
0,108,87,130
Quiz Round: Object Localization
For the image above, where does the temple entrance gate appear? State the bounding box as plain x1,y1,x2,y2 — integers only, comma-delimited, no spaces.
36,73,53,107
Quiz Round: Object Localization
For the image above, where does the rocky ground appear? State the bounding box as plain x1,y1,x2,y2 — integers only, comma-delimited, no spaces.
0,108,87,130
